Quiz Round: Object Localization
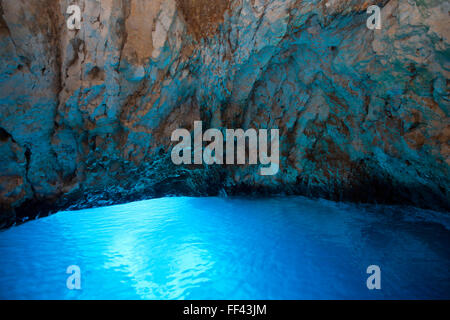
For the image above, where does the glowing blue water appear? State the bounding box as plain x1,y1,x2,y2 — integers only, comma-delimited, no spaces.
0,196,449,300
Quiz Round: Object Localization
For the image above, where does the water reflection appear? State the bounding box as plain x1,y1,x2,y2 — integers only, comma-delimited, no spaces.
0,196,448,299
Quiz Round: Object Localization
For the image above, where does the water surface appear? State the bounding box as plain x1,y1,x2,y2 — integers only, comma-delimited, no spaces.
0,196,449,299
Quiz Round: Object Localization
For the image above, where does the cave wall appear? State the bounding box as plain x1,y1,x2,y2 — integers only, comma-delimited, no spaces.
0,0,449,227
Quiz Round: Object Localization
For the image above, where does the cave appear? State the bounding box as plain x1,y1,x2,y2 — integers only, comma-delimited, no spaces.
0,0,448,301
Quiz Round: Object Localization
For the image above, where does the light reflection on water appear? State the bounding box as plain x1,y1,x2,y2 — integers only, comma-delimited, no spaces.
0,196,449,299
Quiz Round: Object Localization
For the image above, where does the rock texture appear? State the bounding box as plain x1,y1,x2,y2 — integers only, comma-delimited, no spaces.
0,0,449,227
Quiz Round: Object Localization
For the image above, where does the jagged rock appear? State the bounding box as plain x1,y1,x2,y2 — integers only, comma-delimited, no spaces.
0,0,449,227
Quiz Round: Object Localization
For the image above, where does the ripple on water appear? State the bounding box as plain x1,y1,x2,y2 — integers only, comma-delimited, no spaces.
0,196,449,299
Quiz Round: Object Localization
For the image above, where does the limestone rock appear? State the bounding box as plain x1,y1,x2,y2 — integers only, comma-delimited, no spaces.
0,0,448,227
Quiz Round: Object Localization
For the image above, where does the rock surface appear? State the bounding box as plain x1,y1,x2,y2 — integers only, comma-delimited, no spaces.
0,0,449,227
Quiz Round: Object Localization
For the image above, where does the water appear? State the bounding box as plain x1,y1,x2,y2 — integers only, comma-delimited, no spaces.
0,196,449,300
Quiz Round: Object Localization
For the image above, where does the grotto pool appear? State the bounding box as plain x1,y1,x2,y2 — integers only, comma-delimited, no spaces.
0,196,449,299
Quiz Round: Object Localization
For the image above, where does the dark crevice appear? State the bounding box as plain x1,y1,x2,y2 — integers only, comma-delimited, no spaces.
24,147,31,172
0,127,12,142
23,146,37,198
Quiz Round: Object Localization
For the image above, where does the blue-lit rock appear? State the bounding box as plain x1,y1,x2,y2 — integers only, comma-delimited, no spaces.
0,0,448,227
